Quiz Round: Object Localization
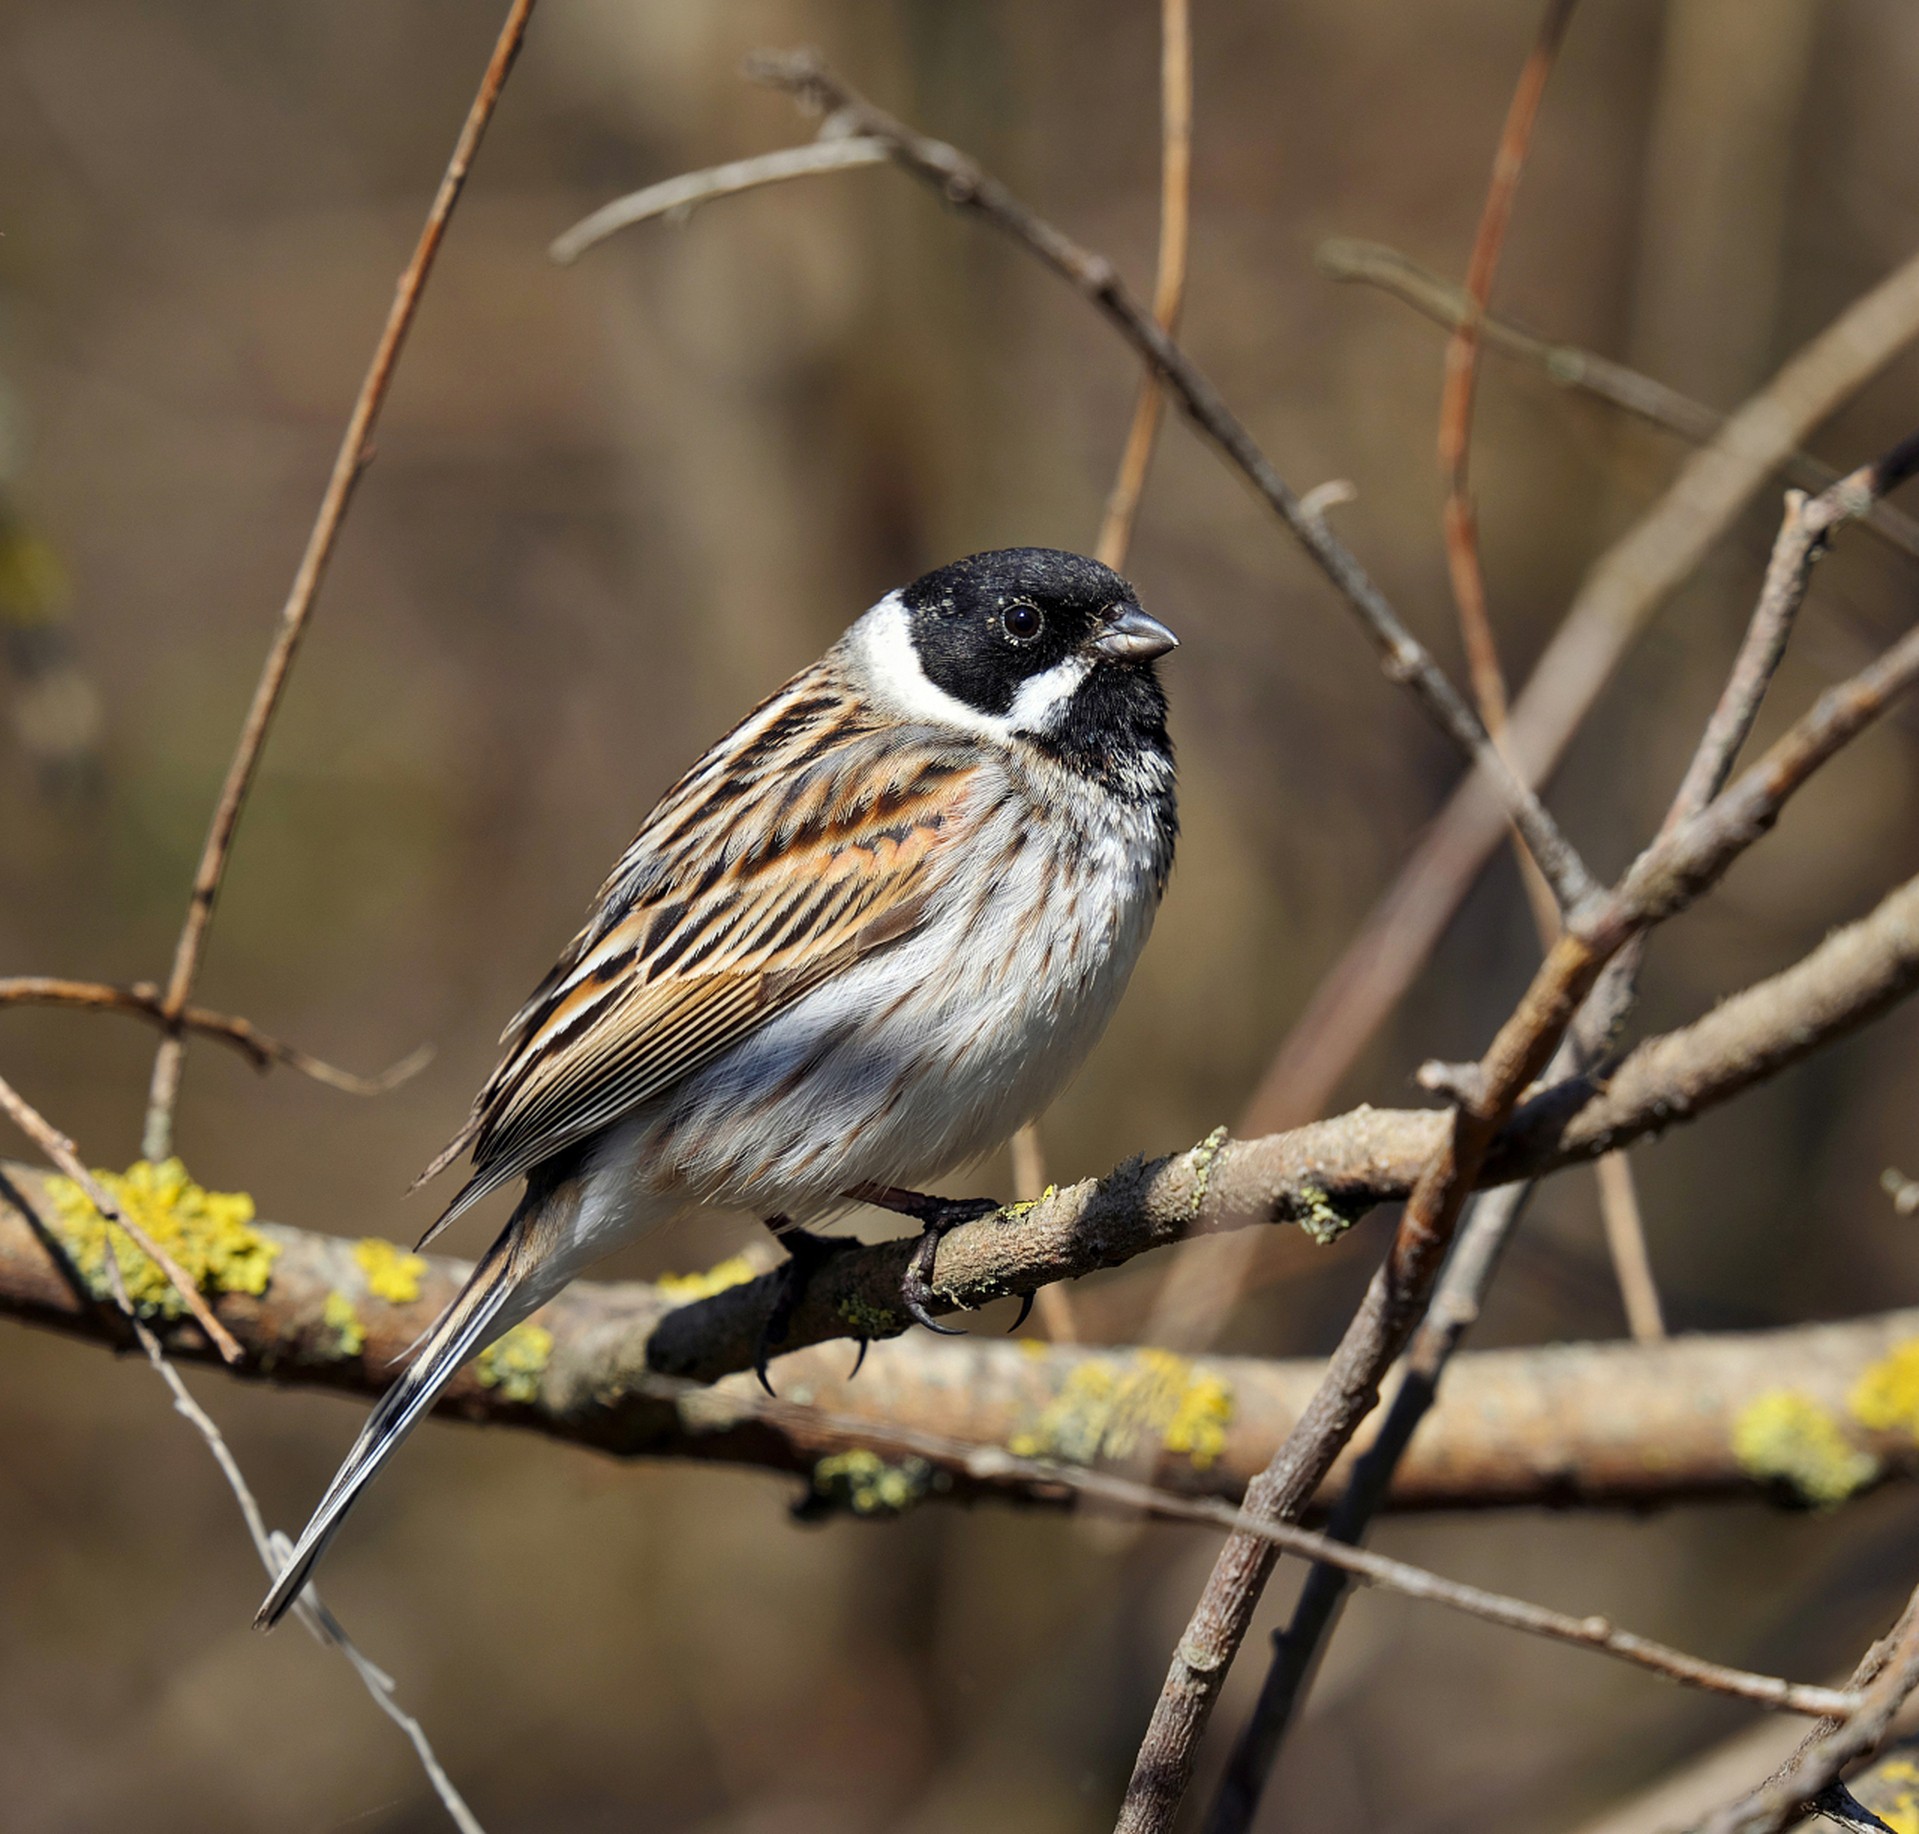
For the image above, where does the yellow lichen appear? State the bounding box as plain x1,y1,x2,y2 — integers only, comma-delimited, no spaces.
1188,1125,1230,1218
1849,1340,1919,1439
1292,1182,1355,1247
473,1322,552,1404
655,1254,759,1303
323,1291,367,1358
809,1449,939,1516
354,1236,426,1305
1010,1348,1233,1471
44,1157,276,1319
1855,1755,1919,1834
1732,1390,1880,1507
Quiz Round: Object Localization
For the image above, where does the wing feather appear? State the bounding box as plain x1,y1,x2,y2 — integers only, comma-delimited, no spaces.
418,666,985,1241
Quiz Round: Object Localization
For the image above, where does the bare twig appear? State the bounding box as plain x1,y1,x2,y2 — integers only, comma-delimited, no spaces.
548,137,889,264
1595,1152,1666,1339
1117,436,1919,1831
0,976,428,1095
85,1181,483,1829
1018,0,1195,1348
1699,1587,1919,1834
0,1070,242,1361
1438,0,1578,746
1423,0,1663,1347
140,0,537,1162
1317,238,1919,566
1681,446,1919,816
1094,0,1193,566
1240,239,1919,1151
634,1368,1856,1721
676,50,1600,916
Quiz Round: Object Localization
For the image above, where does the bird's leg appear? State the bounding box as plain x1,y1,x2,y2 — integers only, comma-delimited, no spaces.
755,1218,864,1395
845,1183,1008,1336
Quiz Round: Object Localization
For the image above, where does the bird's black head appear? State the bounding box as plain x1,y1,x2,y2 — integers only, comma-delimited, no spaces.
891,548,1176,787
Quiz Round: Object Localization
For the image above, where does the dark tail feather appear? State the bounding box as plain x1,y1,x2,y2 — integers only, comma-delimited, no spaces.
255,1227,520,1630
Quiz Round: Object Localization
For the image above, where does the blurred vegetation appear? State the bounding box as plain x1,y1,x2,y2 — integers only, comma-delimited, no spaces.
2,2,1918,1830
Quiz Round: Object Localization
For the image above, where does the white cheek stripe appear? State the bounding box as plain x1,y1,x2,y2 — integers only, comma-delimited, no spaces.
1005,654,1092,732
847,592,1089,740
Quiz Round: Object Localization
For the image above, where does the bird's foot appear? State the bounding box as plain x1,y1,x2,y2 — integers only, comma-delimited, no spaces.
756,1224,864,1395
848,1184,1002,1335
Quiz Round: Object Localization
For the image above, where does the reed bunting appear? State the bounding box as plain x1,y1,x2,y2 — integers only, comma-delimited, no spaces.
258,547,1177,1627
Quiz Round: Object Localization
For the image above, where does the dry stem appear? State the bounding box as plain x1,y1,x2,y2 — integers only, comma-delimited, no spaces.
0,1070,241,1361
140,0,537,1162
0,976,427,1095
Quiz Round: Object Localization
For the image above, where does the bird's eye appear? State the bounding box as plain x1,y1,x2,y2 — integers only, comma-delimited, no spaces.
1001,602,1044,643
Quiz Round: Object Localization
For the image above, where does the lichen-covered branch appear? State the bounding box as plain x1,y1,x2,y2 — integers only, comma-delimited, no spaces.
4,866,1915,1398
6,1158,1919,1520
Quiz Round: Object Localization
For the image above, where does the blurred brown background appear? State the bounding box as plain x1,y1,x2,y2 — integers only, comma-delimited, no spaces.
4,2,1919,1829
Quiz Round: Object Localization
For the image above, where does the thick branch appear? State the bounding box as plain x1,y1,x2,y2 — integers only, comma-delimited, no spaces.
5,1167,1919,1521
6,868,1912,1388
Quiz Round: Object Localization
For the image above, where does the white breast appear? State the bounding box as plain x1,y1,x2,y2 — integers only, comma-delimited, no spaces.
633,749,1169,1220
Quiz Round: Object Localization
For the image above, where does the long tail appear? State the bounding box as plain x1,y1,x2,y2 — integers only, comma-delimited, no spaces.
256,1216,532,1629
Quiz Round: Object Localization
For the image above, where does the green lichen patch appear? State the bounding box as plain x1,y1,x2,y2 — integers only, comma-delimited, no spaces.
1850,1340,1919,1440
1188,1125,1230,1217
1010,1348,1233,1471
809,1449,940,1516
354,1237,426,1305
655,1254,758,1304
322,1291,366,1358
44,1157,276,1320
1732,1390,1880,1507
1290,1182,1358,1247
837,1293,902,1337
473,1322,552,1404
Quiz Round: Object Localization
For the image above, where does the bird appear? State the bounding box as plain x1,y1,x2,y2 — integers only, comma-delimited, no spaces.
256,546,1177,1629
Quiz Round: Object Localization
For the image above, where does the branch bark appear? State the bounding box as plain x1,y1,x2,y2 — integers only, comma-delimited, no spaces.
7,1165,1919,1520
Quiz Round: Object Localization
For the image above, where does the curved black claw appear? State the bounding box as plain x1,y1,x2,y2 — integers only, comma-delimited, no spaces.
903,1223,968,1335
845,1186,1004,1338
847,1335,870,1380
1007,1291,1035,1333
755,1226,858,1395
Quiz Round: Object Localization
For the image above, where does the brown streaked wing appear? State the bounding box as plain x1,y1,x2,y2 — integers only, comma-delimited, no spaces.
418,712,985,1239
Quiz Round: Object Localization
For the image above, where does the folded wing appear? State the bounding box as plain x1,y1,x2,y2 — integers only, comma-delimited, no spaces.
419,680,984,1241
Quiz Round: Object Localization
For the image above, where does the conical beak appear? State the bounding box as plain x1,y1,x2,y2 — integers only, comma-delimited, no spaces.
1091,605,1179,661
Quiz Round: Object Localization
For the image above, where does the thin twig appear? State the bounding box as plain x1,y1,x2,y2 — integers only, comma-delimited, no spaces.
1019,0,1195,1348
1698,1586,1919,1834
140,0,537,1163
1094,0,1192,567
1428,0,1664,1384
633,1367,1856,1721
1595,1152,1665,1339
1317,238,1919,566
675,50,1601,916
1116,432,1919,1833
0,1069,242,1362
92,1182,484,1829
1438,0,1578,745
1239,237,1919,1156
0,977,429,1095
548,137,889,265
